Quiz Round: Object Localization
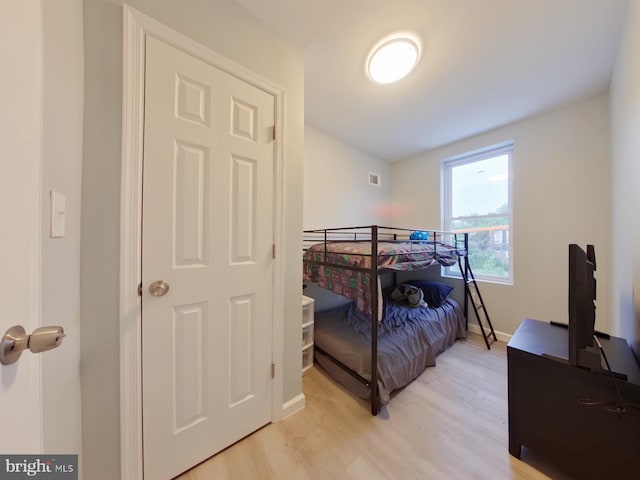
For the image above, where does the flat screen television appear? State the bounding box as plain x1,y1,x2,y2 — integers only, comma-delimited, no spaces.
568,243,598,369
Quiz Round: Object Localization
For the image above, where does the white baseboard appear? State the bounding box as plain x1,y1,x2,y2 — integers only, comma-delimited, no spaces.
467,323,512,343
279,393,305,420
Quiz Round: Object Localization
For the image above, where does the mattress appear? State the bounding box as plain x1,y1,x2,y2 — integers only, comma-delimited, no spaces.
313,298,466,404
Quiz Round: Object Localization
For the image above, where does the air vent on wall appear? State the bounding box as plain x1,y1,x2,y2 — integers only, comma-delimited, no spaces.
369,172,381,187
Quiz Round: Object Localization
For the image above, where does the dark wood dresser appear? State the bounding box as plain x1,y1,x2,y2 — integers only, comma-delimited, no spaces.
507,319,640,480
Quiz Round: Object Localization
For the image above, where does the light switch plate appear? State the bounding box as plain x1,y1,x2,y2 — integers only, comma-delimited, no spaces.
50,191,66,238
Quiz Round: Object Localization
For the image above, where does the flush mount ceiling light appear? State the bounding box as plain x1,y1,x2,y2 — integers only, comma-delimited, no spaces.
366,34,421,84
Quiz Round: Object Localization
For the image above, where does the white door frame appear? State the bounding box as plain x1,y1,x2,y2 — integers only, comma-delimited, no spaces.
120,6,286,479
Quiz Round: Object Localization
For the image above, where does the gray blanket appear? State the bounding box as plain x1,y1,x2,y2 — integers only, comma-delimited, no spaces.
314,298,466,404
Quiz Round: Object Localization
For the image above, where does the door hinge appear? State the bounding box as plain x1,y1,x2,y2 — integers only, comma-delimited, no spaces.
271,362,275,379
272,244,276,259
138,283,142,296
273,124,277,141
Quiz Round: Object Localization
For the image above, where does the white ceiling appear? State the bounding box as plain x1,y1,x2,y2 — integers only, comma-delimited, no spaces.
237,0,628,161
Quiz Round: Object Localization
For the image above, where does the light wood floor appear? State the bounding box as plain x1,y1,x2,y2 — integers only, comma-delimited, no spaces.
177,334,577,480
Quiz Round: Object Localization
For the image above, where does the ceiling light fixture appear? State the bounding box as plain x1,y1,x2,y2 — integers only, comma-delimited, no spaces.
366,34,421,84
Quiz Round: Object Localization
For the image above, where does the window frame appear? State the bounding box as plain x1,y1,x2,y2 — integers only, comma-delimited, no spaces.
441,142,514,285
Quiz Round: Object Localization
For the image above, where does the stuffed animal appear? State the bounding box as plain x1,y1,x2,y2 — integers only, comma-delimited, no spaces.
391,283,427,308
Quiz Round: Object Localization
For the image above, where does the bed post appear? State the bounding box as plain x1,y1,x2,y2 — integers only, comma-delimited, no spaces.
463,233,469,329
370,225,379,415
323,229,327,264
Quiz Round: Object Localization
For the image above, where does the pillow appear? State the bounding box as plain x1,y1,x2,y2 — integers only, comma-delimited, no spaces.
404,280,453,308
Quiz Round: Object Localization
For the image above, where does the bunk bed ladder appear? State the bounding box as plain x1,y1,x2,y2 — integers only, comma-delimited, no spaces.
460,258,497,349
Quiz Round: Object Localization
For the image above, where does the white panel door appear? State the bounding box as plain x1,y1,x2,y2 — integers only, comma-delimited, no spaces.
0,0,43,454
142,36,275,480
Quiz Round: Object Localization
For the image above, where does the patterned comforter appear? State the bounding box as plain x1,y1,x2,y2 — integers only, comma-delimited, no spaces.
303,241,460,318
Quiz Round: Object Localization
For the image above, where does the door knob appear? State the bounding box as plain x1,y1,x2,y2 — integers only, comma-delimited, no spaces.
0,325,66,365
149,280,170,297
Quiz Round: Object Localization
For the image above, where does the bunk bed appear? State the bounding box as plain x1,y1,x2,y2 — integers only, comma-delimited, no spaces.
302,225,476,415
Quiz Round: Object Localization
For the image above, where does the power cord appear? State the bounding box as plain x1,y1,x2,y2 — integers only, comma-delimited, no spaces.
577,335,627,414
592,334,626,414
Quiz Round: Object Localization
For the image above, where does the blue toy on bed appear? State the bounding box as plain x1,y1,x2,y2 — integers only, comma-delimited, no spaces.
391,283,427,308
409,230,430,242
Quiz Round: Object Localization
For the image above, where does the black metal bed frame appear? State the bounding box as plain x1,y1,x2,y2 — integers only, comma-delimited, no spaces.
302,225,474,415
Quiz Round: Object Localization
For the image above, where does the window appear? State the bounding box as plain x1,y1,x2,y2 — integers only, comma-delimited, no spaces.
442,142,513,284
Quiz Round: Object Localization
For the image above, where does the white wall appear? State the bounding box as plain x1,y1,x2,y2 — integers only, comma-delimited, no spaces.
303,126,393,308
304,125,392,229
392,94,611,336
41,0,84,460
81,2,303,479
610,0,640,354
